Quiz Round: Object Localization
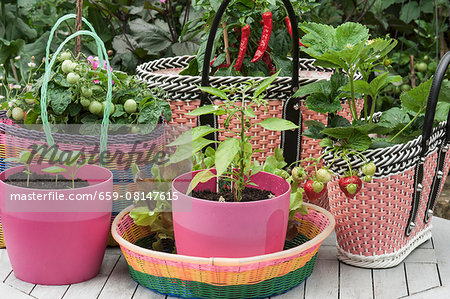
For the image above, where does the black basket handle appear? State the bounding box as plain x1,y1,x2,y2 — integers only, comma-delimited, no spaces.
406,51,450,236
199,0,300,161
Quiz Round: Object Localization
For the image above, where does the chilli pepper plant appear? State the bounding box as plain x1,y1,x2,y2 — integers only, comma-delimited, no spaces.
1,50,171,131
180,1,313,77
290,22,450,199
171,71,298,202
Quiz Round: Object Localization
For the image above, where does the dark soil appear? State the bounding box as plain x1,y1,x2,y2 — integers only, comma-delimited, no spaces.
4,171,89,189
192,187,274,202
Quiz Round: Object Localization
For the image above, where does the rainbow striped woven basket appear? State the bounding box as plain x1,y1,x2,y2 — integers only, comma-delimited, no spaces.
112,203,335,299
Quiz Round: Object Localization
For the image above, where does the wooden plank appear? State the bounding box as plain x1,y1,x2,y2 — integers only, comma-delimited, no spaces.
63,253,120,299
405,263,441,294
5,273,35,295
0,283,35,299
373,264,408,298
304,259,338,299
340,263,373,299
30,285,69,299
404,286,450,298
133,284,167,299
98,256,137,299
0,249,12,282
432,217,450,287
403,248,437,263
317,245,337,261
321,231,336,246
274,282,305,299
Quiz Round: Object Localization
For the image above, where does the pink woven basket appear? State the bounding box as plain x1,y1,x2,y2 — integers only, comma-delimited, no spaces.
323,52,450,268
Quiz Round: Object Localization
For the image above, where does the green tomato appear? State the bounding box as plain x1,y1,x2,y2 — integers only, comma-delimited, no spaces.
67,72,80,84
59,52,72,61
124,99,137,114
415,62,428,73
401,84,411,92
89,101,103,115
428,61,437,73
80,98,91,108
81,87,93,98
12,107,24,121
25,98,35,105
102,101,115,115
61,60,75,73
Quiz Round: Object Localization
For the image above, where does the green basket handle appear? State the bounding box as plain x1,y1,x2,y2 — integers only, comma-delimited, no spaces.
45,14,104,72
40,30,113,165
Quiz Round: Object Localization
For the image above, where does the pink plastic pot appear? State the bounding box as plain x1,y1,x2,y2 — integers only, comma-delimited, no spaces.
172,170,290,258
0,164,113,285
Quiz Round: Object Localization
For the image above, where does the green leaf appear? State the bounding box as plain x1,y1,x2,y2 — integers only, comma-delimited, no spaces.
435,102,450,122
258,118,298,131
319,138,334,147
329,115,351,127
187,170,216,194
253,70,281,98
197,86,229,101
369,73,401,96
138,106,159,124
166,138,216,165
130,206,157,226
306,94,342,114
47,84,72,115
4,158,20,163
111,104,125,118
303,120,326,139
19,151,32,163
343,80,371,97
335,22,370,48
321,126,357,139
378,107,411,129
168,126,220,146
348,132,372,151
179,58,199,76
293,80,330,99
215,138,240,177
244,107,256,118
400,1,420,23
330,73,349,100
187,105,221,116
401,79,432,114
41,166,67,174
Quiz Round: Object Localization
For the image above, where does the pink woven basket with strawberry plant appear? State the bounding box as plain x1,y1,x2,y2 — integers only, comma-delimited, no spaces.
322,52,450,268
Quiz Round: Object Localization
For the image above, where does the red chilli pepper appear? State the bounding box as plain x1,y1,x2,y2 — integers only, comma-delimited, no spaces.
262,52,276,75
234,24,250,72
285,17,307,47
251,12,273,63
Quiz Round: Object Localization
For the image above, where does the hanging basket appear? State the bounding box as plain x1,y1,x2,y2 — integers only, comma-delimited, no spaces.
112,203,334,299
323,52,450,268
0,15,166,247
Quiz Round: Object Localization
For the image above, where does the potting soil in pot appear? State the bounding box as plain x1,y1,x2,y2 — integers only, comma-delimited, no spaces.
4,172,89,189
192,187,273,202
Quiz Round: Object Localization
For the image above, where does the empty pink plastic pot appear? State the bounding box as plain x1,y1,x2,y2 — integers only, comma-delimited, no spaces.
0,164,113,285
172,170,290,258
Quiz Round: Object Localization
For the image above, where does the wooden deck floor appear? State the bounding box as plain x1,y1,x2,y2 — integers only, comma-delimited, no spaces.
1,217,449,299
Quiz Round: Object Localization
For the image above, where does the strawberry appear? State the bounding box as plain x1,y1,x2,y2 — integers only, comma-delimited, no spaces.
316,168,332,183
304,180,327,201
339,176,362,198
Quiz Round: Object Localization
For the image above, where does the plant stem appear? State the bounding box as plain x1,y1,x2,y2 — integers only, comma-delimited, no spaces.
364,95,368,123
26,166,30,187
237,96,246,202
389,109,423,142
349,71,359,121
368,94,377,124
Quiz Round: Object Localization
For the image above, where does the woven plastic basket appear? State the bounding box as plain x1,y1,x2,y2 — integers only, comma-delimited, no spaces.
323,52,450,268
136,0,363,167
0,15,165,247
112,202,334,299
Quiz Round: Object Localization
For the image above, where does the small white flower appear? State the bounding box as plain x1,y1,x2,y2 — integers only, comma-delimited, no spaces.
8,101,12,107
0,83,3,87
14,56,21,61
28,62,36,68
13,84,21,90
24,84,32,92
0,76,3,80
0,95,4,100
365,40,374,46
346,44,352,49
9,83,14,90
0,64,3,67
